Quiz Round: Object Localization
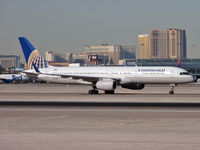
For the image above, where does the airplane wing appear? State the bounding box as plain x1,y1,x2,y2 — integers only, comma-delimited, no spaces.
23,71,38,79
25,65,121,83
60,74,101,82
25,71,121,83
24,63,121,83
51,73,121,83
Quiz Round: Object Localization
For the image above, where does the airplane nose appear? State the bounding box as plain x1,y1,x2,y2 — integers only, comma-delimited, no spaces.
192,75,197,82
189,75,195,82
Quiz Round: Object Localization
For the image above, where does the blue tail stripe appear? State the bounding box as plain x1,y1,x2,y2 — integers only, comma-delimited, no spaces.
41,57,43,68
37,57,40,68
44,59,48,67
18,37,36,63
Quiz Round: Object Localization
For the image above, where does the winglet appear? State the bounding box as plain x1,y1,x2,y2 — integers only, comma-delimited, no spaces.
177,60,181,68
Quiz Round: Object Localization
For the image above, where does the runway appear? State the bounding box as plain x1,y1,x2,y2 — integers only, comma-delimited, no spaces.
1,106,200,150
0,84,200,149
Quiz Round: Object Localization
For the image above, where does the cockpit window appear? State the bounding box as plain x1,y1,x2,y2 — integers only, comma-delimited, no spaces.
180,72,189,75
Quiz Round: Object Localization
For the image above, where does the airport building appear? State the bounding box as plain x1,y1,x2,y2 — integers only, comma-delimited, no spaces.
138,28,186,59
45,51,73,63
45,44,136,66
0,54,20,69
46,51,87,66
85,45,136,65
72,54,88,66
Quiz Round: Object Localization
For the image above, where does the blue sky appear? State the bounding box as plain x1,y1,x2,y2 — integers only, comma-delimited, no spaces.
0,0,200,61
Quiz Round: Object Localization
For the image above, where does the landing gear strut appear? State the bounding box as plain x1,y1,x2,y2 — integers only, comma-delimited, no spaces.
169,84,176,95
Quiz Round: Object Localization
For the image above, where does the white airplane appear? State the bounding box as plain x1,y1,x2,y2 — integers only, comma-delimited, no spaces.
18,37,195,94
0,73,29,83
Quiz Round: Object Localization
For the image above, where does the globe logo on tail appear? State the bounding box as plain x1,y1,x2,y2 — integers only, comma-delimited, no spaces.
28,49,48,69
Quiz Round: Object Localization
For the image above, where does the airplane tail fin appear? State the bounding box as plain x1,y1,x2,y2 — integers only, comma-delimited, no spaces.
18,37,48,69
177,60,181,68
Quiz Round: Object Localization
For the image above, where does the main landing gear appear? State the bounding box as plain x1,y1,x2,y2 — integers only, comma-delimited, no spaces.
88,83,115,94
88,89,99,94
88,89,115,94
169,84,176,95
88,83,99,94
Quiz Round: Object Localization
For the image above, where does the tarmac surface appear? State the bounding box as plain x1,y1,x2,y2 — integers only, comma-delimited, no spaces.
0,83,200,102
0,84,200,150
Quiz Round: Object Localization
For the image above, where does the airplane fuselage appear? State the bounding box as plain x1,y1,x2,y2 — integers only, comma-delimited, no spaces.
25,66,194,85
0,73,29,83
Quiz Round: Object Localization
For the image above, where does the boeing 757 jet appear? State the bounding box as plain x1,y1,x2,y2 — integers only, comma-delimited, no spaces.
18,37,195,94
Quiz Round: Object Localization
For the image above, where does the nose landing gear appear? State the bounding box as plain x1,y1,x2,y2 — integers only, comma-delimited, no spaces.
169,84,176,95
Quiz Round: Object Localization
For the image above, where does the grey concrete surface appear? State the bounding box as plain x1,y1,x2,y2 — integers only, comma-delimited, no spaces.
1,84,200,149
0,107,200,150
0,84,200,102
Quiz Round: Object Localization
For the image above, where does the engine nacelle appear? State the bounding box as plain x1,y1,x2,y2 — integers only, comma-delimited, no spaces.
121,83,145,90
96,79,117,91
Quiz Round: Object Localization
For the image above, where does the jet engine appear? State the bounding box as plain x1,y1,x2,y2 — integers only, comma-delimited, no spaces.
121,83,145,90
96,79,117,91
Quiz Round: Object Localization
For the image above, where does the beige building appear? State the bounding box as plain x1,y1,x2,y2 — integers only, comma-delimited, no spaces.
138,34,150,59
45,51,55,62
165,28,187,59
150,30,168,58
138,28,186,59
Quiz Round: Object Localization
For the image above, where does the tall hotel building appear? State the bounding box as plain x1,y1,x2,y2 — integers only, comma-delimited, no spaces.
138,28,186,59
138,34,151,59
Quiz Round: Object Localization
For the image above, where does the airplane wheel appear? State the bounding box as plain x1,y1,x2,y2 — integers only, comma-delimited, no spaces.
88,90,99,94
169,91,174,95
88,90,93,94
105,90,115,94
94,90,99,94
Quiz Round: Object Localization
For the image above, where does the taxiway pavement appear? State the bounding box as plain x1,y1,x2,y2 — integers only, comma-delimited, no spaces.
0,84,200,102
